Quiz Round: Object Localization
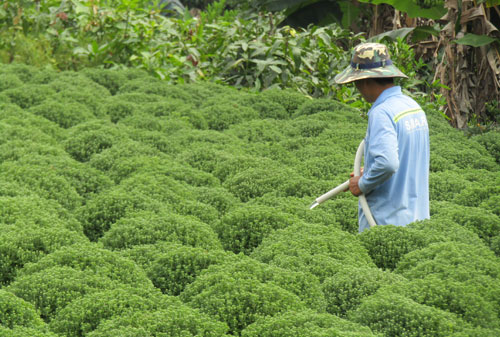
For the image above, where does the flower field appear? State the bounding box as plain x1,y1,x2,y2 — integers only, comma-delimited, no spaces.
0,63,499,336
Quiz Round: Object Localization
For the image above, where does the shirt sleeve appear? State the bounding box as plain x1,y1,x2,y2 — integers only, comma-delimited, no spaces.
358,109,399,195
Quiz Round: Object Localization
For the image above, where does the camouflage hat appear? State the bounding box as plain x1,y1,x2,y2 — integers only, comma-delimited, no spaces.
334,42,408,84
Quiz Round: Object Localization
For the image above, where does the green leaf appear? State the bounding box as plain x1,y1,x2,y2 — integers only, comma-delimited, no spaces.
368,27,415,42
454,34,498,47
358,0,446,19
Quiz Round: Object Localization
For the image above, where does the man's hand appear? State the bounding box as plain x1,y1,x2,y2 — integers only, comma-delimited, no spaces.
349,176,362,196
344,167,363,195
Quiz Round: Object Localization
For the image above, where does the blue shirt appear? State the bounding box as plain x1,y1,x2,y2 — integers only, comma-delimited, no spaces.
358,86,430,232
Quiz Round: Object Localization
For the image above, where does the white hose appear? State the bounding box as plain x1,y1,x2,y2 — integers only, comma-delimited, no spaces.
310,140,377,227
354,140,377,227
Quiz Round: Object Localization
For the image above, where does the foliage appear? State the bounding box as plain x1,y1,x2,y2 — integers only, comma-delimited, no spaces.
86,306,230,337
0,64,498,335
251,223,374,281
0,289,45,329
100,209,222,250
241,309,377,337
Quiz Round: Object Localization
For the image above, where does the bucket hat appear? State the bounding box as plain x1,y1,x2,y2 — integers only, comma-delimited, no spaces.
334,42,408,84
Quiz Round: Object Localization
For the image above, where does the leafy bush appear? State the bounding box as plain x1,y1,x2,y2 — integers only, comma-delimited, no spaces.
358,225,429,270
76,188,163,241
0,162,83,210
251,223,374,281
241,309,377,337
86,305,230,337
215,204,299,254
49,285,169,337
1,84,55,109
389,275,500,329
395,241,500,281
144,242,229,295
0,224,87,286
348,288,467,337
0,290,45,329
180,255,326,332
29,99,94,128
100,209,222,250
322,265,406,317
0,326,58,337
430,200,500,248
6,266,119,321
19,243,153,288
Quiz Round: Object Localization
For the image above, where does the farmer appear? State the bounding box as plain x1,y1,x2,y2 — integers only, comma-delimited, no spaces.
335,42,430,232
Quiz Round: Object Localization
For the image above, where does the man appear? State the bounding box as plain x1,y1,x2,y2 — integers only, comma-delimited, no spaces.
335,42,430,232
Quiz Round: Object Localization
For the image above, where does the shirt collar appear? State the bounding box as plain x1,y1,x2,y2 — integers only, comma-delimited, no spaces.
369,86,402,113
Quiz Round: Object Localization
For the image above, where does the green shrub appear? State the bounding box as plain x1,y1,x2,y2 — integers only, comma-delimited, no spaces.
0,140,66,163
52,88,107,117
193,186,240,215
0,73,24,92
429,170,472,201
430,201,500,248
0,289,44,329
431,134,497,170
0,326,58,337
322,265,406,317
76,186,163,241
0,224,87,286
349,288,467,337
473,130,500,163
86,306,230,337
241,309,377,337
6,266,119,321
199,102,259,131
0,162,83,210
64,120,122,162
260,88,309,116
0,195,80,230
146,243,229,295
180,256,314,335
1,84,55,109
99,209,222,250
223,165,310,201
215,204,299,254
226,119,287,143
29,99,94,128
359,225,429,270
82,68,128,95
395,241,500,281
251,223,374,281
19,242,152,288
389,275,500,329
49,285,168,337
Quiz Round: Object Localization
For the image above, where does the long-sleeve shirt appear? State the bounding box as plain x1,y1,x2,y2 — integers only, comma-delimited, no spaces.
358,86,430,232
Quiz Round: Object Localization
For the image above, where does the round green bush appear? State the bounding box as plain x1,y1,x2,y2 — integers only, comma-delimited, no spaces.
251,223,374,281
146,243,229,295
0,224,87,286
64,120,122,162
215,204,299,254
6,266,119,321
0,289,44,329
358,225,429,270
0,162,83,210
49,285,170,337
99,209,222,251
86,305,230,337
348,288,467,337
395,241,500,281
1,84,55,109
76,188,163,241
19,242,152,288
0,326,58,337
181,254,326,319
322,265,406,317
82,68,128,95
29,99,94,128
241,309,377,337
